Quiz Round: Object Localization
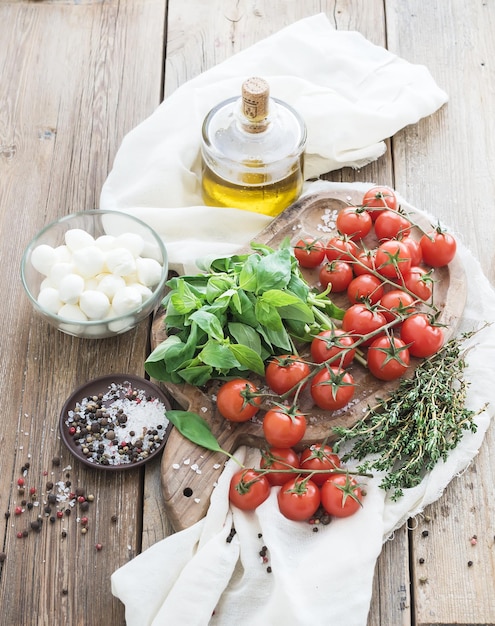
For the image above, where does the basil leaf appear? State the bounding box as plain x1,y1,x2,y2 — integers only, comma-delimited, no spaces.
178,365,213,386
254,248,292,293
166,410,226,455
189,309,225,342
170,280,203,314
198,340,241,372
229,343,265,376
239,254,260,292
228,321,262,353
255,300,283,331
145,336,183,379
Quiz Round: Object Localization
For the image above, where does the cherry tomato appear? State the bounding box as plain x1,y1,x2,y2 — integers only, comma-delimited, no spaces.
402,266,433,301
293,237,326,268
375,239,412,279
325,235,359,263
321,474,363,518
319,261,354,292
347,274,384,305
310,328,356,368
216,379,261,422
336,206,372,241
353,249,376,276
342,303,387,347
310,367,355,411
300,443,341,486
277,477,321,521
265,355,311,396
420,230,457,267
260,447,300,487
362,186,398,221
229,469,271,511
367,335,410,381
262,406,307,448
401,236,423,266
400,313,444,358
374,210,411,241
379,289,416,323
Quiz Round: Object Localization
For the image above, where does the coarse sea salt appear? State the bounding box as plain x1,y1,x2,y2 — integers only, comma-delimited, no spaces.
65,381,169,466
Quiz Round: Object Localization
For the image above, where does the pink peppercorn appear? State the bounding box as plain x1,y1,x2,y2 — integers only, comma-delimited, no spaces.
95,543,103,551
17,478,25,487
14,506,23,516
80,517,88,526
56,511,64,519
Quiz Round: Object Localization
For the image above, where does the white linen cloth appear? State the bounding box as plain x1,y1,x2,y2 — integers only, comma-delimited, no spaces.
110,185,495,625
101,13,493,626
100,12,448,273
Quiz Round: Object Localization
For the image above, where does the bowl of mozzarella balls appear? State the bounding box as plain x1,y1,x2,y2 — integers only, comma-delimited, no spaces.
21,210,168,339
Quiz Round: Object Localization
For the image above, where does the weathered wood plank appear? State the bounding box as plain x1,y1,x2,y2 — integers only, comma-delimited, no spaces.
387,0,495,623
0,1,166,624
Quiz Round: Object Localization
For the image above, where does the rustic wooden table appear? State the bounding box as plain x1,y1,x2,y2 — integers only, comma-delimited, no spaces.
1,1,494,625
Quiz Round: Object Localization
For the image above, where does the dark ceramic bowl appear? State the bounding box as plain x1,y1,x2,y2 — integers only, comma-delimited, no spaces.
59,374,172,470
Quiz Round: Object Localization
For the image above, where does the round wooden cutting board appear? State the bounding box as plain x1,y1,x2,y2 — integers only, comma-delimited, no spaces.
152,189,467,531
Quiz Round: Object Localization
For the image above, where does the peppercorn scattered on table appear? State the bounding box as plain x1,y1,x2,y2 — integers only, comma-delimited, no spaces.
1,2,495,625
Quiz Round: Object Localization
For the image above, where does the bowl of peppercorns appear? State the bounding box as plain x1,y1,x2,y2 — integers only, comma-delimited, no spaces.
59,374,172,470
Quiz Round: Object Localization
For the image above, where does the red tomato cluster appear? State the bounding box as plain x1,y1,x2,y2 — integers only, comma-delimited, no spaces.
294,186,457,380
229,443,363,521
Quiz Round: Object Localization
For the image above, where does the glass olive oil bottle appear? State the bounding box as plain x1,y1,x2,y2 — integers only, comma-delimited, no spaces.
201,77,307,217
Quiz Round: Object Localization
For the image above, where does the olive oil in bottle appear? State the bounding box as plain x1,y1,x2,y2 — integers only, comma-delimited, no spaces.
200,77,307,217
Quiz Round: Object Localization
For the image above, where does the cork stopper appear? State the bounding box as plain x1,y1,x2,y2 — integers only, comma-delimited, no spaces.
241,77,270,129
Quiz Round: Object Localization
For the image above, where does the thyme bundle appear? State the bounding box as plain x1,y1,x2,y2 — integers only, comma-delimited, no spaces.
333,330,484,501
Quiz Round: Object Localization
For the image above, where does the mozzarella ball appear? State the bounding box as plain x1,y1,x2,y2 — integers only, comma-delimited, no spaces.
97,274,126,299
105,247,136,276
55,245,72,263
58,303,88,321
65,228,95,251
58,273,85,305
112,286,142,315
126,283,153,302
37,287,63,314
72,246,105,278
136,257,163,288
31,244,58,276
115,233,145,257
95,235,116,251
79,290,111,319
49,262,74,287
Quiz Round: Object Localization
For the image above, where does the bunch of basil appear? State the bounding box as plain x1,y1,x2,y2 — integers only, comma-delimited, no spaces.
145,241,344,386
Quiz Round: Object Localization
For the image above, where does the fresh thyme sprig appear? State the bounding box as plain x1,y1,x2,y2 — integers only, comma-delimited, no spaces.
332,329,485,501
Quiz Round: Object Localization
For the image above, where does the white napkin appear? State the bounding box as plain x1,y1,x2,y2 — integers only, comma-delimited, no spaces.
110,187,495,625
100,12,448,272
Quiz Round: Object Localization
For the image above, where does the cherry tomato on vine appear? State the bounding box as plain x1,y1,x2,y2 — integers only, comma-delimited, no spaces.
262,406,307,448
277,476,321,521
325,235,359,263
260,447,300,487
216,379,261,422
367,335,410,381
362,186,398,221
420,229,457,267
401,236,423,266
374,210,411,241
347,274,384,305
229,469,271,511
336,206,372,241
265,355,311,396
321,474,363,518
402,266,433,301
319,261,354,292
310,367,355,411
310,328,356,367
293,237,326,268
379,289,416,323
400,313,444,358
300,443,341,486
375,239,412,279
353,249,376,276
342,303,387,346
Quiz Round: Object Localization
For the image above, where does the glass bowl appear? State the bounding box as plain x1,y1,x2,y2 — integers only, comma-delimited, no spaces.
21,210,168,339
